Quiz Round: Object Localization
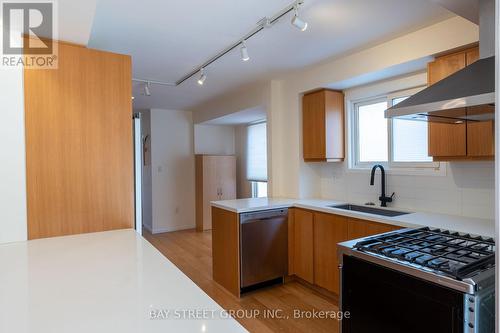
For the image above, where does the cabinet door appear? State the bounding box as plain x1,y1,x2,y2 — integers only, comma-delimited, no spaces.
428,121,467,157
288,208,296,275
427,52,466,85
202,156,219,230
467,121,495,157
303,90,326,160
217,156,236,200
466,47,480,66
313,212,348,294
347,218,398,240
293,209,314,284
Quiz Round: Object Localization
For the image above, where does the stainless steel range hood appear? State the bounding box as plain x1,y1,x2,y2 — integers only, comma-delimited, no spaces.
385,0,495,123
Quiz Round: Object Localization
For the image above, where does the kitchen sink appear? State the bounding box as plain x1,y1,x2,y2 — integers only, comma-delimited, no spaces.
328,204,410,217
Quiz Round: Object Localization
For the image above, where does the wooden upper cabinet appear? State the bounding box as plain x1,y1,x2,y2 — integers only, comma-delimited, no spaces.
427,52,466,85
427,45,493,160
313,212,348,294
292,209,314,284
466,47,480,65
302,89,345,162
467,120,495,157
428,121,467,157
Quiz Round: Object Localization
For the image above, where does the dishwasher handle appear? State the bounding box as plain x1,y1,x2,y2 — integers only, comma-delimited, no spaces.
240,209,288,224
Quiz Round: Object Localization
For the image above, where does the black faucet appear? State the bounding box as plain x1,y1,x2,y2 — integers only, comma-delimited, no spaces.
370,164,395,207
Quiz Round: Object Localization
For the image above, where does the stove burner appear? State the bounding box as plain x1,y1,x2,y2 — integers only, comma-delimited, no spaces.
354,227,495,280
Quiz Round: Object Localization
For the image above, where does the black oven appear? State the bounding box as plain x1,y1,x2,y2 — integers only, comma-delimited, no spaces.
341,255,467,333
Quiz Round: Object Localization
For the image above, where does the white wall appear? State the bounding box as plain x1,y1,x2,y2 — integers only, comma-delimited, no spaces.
0,63,27,244
194,124,235,155
150,109,195,233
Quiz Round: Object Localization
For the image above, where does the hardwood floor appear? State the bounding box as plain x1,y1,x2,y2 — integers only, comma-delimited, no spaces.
143,228,340,333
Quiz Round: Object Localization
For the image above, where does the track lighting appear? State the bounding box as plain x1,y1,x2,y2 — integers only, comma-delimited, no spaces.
240,40,250,62
291,3,308,31
197,68,207,85
143,82,151,96
133,1,310,87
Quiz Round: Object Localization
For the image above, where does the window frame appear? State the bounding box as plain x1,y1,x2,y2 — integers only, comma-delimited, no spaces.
251,181,268,198
349,87,443,175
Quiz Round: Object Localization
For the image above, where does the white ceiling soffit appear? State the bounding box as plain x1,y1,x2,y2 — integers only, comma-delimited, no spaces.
428,0,479,23
88,0,453,111
202,107,267,125
2,0,98,45
58,0,98,44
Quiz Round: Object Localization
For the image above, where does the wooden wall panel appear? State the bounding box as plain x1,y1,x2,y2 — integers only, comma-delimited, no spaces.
24,40,134,239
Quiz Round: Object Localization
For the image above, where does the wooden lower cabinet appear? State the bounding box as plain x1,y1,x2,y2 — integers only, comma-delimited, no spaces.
290,208,401,296
313,212,348,294
292,209,314,284
347,218,399,239
212,207,240,297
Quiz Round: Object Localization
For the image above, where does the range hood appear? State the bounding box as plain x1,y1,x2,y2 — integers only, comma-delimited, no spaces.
385,0,495,123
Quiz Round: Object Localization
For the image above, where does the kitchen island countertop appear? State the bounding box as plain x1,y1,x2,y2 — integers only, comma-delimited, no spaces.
0,229,247,333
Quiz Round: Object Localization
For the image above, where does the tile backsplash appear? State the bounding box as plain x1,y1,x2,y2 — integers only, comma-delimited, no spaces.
319,162,494,220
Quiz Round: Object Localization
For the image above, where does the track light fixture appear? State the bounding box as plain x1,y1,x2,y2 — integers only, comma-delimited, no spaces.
291,2,308,31
143,82,151,96
197,68,207,85
132,1,309,88
240,40,250,62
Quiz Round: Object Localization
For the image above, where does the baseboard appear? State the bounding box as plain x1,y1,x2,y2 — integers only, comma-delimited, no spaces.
152,224,195,234
142,223,153,233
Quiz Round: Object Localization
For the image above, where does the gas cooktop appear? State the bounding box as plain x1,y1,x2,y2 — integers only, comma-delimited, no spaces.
353,227,495,280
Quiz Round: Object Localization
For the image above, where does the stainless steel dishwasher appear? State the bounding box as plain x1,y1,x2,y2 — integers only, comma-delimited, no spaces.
239,208,288,290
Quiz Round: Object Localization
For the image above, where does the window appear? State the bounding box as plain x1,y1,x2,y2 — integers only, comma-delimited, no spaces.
252,181,268,198
391,97,432,163
351,88,438,171
247,122,268,197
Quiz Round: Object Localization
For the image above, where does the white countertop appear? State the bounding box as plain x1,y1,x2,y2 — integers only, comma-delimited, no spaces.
211,198,495,238
0,230,247,333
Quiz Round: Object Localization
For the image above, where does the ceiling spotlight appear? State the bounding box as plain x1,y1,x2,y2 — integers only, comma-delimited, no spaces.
143,82,151,96
240,40,250,62
197,68,207,85
291,3,308,31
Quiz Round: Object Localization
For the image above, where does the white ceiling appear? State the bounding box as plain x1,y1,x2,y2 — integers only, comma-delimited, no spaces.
202,107,267,125
87,0,453,111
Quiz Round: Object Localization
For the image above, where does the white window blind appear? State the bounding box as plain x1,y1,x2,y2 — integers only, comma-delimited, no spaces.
246,122,267,182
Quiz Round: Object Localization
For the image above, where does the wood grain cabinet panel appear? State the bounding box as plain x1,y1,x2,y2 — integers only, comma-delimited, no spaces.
288,208,296,275
428,121,467,157
347,218,398,240
426,45,493,161
195,155,236,231
466,48,480,65
427,52,466,85
302,89,344,162
313,212,348,294
212,207,240,297
293,209,314,284
24,39,134,239
467,120,495,157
